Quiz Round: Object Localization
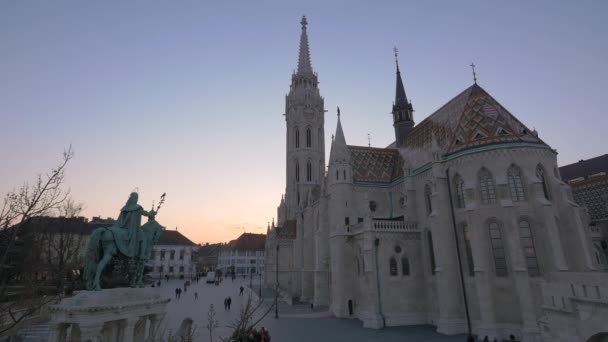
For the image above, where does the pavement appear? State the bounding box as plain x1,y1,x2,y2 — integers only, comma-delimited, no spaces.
15,277,470,341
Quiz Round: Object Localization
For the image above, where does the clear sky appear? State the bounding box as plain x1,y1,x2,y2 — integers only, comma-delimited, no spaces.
1,1,606,244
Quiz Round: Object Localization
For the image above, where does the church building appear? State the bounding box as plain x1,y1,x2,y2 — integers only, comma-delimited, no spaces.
265,16,604,341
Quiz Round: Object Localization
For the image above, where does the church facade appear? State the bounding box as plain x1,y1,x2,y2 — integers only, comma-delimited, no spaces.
264,17,603,341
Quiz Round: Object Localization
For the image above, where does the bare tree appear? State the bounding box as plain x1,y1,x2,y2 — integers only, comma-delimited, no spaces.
221,295,275,342
0,146,74,335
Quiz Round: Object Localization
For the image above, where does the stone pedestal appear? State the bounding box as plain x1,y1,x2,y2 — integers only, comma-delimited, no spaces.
47,287,170,342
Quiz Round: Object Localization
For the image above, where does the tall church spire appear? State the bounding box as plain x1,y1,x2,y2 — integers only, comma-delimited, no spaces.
392,47,414,148
297,15,313,75
334,107,346,147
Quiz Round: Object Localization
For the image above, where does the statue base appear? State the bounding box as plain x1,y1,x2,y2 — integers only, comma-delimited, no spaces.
48,287,170,342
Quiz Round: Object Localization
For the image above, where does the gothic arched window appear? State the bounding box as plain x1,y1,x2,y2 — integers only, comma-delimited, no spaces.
519,219,540,276
389,257,398,276
536,164,551,200
401,256,410,276
428,230,436,275
306,160,312,182
343,169,346,180
295,161,300,182
295,128,300,148
508,165,526,201
479,168,497,204
489,221,508,277
454,174,465,208
306,128,311,148
463,224,474,276
335,169,339,181
424,184,432,215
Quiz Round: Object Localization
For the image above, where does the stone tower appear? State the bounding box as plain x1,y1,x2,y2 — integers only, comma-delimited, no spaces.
392,54,414,147
284,16,325,219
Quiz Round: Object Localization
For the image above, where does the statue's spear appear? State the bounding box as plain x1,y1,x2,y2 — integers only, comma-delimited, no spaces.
155,193,166,213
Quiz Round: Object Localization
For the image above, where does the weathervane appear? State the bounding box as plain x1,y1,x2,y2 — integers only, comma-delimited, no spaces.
367,133,371,147
470,62,477,84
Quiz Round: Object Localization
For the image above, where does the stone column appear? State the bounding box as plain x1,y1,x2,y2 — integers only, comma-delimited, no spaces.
147,314,164,341
467,212,498,340
120,317,139,342
78,323,102,342
47,323,68,342
432,177,465,335
504,214,542,341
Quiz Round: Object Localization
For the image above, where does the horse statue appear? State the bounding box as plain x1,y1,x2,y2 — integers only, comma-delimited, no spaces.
84,192,165,290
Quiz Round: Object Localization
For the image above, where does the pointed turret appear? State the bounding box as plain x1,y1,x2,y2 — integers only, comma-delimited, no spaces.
334,107,346,147
392,48,414,148
297,16,313,75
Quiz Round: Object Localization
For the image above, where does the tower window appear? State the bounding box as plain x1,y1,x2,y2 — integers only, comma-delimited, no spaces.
536,164,551,200
343,170,346,180
389,257,398,276
401,256,410,276
306,160,312,182
295,161,300,182
479,168,496,204
295,128,300,148
424,184,432,215
489,221,508,277
306,128,311,148
336,170,339,181
519,219,540,277
453,174,465,208
508,165,526,201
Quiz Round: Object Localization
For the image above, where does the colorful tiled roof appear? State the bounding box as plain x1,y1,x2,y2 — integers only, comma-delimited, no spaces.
347,146,403,184
559,154,608,182
223,233,266,251
406,84,546,155
276,220,296,240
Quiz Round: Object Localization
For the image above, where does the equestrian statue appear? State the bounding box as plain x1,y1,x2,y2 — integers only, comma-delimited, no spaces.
84,192,165,290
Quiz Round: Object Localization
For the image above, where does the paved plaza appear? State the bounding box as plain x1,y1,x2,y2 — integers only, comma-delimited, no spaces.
154,278,469,342
18,278,468,341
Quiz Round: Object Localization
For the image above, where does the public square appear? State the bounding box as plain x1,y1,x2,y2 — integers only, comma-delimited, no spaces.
154,278,467,342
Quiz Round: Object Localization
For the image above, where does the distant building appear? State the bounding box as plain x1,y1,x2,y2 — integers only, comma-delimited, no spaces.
217,233,265,276
196,242,223,273
559,154,608,270
146,229,198,280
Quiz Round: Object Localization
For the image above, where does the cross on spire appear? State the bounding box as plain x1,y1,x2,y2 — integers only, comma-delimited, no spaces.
470,62,477,84
394,46,399,70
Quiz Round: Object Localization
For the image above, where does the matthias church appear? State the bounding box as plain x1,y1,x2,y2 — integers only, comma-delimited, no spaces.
265,17,605,341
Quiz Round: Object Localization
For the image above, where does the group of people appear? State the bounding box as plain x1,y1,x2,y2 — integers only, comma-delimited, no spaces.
223,296,232,310
238,326,271,342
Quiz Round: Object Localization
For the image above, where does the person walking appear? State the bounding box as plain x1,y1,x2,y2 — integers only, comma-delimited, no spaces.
239,286,244,296
224,297,228,310
227,296,232,310
175,288,179,299
194,292,198,300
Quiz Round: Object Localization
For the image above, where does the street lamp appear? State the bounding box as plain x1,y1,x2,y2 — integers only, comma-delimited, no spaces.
250,266,253,288
275,244,279,319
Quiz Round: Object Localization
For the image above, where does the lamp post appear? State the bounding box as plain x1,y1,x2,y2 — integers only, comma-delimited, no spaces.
275,244,279,319
250,266,253,288
258,271,262,298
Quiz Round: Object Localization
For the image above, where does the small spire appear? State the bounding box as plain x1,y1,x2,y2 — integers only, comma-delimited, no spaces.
297,16,313,75
367,133,371,147
337,106,340,118
394,48,408,106
334,107,346,147
470,62,477,84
